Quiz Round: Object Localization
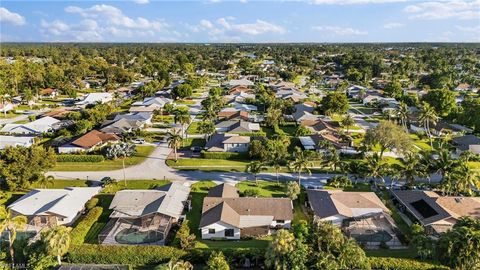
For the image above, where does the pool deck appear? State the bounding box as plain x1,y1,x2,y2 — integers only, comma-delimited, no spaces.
101,220,165,246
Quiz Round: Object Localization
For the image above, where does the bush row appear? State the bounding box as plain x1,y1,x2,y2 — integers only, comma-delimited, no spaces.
236,131,267,137
200,151,249,160
56,155,105,163
84,198,99,211
67,244,187,265
70,207,103,245
368,257,449,270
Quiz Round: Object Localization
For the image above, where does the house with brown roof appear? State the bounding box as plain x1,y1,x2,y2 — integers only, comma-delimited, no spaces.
200,184,293,240
39,88,58,98
392,190,480,234
307,190,390,226
58,130,119,153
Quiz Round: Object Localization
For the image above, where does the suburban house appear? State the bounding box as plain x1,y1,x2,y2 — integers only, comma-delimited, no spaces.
100,183,190,245
215,120,260,133
76,92,113,106
39,88,59,98
299,133,350,152
228,85,255,95
392,190,480,234
307,190,390,226
101,118,145,135
113,112,153,125
226,79,254,88
204,133,250,152
0,136,35,149
218,110,250,121
0,102,14,113
200,184,293,240
0,116,61,135
452,135,480,154
130,97,173,113
58,130,119,153
8,187,101,230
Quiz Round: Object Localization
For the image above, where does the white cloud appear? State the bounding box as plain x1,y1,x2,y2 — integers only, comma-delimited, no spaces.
311,0,406,4
188,17,285,39
40,19,102,41
133,0,150,4
65,4,167,31
456,25,480,35
0,7,26,25
404,0,480,20
312,25,367,35
383,22,404,29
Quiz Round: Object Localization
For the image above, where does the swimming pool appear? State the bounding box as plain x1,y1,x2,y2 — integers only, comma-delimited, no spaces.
352,230,393,242
115,228,164,244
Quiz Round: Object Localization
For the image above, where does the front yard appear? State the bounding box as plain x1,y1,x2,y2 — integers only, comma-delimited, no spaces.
52,145,155,171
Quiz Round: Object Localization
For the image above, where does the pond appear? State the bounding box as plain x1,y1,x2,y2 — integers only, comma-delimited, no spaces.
115,228,164,244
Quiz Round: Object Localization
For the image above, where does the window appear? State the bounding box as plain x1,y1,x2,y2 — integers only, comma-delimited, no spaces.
208,229,215,234
225,229,234,237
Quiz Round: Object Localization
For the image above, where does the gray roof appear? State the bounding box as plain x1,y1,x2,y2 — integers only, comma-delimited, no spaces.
109,183,190,219
452,135,480,150
100,119,143,134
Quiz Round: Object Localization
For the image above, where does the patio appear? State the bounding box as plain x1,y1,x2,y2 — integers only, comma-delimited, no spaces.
344,215,405,249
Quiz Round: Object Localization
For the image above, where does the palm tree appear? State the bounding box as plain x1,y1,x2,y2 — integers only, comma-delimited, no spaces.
451,164,479,196
247,161,265,185
289,147,313,186
41,226,72,266
341,114,355,134
401,153,427,186
0,93,12,117
323,148,343,173
167,129,182,162
37,175,55,189
398,102,409,132
418,102,439,148
105,143,136,186
174,109,191,140
0,206,27,266
197,120,215,141
433,149,456,183
364,153,386,186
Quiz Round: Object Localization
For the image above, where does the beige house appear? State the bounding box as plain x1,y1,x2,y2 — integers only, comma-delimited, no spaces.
392,190,480,234
200,184,293,240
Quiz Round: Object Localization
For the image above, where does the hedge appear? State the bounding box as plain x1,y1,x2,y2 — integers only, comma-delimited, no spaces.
84,198,99,210
200,151,249,160
67,244,187,265
56,155,104,163
70,207,103,245
368,257,449,270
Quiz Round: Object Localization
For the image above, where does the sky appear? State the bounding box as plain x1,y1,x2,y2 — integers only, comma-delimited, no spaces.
0,0,479,43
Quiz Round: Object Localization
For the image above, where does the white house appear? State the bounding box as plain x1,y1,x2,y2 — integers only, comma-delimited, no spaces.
200,184,293,240
307,190,390,226
76,92,113,106
0,136,35,149
0,103,14,113
8,187,101,230
1,116,60,135
130,97,173,113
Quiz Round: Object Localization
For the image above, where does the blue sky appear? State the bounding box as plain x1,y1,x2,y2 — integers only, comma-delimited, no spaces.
1,0,479,42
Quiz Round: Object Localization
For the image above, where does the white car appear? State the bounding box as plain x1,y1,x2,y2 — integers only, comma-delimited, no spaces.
131,138,146,144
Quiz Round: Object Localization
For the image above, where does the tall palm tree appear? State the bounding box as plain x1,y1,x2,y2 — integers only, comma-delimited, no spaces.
37,175,55,189
247,161,265,185
341,114,355,134
418,102,439,148
289,147,313,185
174,109,191,140
167,129,182,162
41,226,72,266
451,164,479,196
401,153,427,186
197,120,215,141
433,149,456,183
364,153,386,186
105,143,136,186
397,102,410,132
0,206,27,266
0,93,12,117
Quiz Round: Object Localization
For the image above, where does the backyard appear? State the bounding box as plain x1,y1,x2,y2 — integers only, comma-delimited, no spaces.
52,145,155,171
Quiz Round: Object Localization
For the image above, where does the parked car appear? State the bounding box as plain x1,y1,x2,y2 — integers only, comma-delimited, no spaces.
190,146,202,152
131,138,146,144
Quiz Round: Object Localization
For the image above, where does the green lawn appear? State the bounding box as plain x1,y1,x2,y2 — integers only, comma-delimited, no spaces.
84,194,114,244
469,161,480,170
31,179,90,189
366,248,417,259
186,121,201,134
152,115,174,124
236,180,287,197
0,112,21,119
179,138,206,150
167,158,248,169
187,181,218,237
174,99,196,105
196,238,270,249
52,146,155,171
101,180,171,193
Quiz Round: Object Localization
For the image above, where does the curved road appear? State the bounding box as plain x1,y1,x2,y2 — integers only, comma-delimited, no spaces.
47,143,339,186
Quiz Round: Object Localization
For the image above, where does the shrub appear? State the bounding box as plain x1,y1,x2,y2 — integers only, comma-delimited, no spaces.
242,189,260,197
67,244,187,265
70,207,103,245
200,151,249,160
56,155,104,163
84,198,99,210
368,257,449,270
